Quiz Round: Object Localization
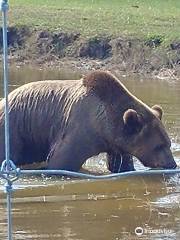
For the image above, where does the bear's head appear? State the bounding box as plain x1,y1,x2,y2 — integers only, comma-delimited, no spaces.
83,71,177,172
121,105,176,170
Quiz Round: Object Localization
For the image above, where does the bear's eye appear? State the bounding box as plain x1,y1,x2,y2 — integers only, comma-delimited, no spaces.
154,144,164,152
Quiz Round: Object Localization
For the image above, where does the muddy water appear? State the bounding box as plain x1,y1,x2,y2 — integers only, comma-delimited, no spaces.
0,67,180,240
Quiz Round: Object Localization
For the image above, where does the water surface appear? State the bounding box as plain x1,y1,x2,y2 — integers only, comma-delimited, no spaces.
0,67,180,240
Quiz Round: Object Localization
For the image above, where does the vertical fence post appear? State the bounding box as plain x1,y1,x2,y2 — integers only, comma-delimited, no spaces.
5,180,13,240
0,1,13,239
1,0,10,168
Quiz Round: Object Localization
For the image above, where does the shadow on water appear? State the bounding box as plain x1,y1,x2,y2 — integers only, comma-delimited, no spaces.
0,66,180,240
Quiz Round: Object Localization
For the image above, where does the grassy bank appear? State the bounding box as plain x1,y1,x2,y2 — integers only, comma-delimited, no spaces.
9,0,180,44
0,0,178,77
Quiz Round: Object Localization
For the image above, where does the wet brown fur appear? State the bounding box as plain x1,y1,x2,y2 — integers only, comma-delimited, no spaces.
0,71,176,171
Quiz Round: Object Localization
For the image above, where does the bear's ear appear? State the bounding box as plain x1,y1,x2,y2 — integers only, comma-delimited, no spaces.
123,109,143,135
151,105,163,120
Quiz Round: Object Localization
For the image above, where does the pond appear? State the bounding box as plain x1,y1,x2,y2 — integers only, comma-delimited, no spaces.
0,66,180,240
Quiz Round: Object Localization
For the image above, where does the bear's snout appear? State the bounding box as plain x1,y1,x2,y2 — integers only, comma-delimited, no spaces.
155,147,177,169
141,148,177,170
153,159,177,169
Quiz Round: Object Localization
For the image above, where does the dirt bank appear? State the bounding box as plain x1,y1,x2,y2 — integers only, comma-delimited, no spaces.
0,26,179,79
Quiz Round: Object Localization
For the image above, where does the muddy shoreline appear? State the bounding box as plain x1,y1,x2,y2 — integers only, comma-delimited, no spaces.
1,26,180,79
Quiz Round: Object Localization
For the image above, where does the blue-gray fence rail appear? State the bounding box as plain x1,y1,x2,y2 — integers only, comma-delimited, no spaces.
1,168,180,180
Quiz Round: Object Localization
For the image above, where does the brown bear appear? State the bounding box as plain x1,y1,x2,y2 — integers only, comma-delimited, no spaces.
0,71,177,172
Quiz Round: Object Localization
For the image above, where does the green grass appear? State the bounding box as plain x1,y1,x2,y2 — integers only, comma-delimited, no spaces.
6,0,180,43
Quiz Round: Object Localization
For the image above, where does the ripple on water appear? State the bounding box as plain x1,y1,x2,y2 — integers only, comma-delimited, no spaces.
152,193,180,209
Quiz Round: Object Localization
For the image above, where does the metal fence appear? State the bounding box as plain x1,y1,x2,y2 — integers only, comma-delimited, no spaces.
0,1,179,239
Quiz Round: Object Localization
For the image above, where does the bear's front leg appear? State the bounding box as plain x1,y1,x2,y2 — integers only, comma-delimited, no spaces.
107,151,135,173
46,138,86,172
46,131,103,172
